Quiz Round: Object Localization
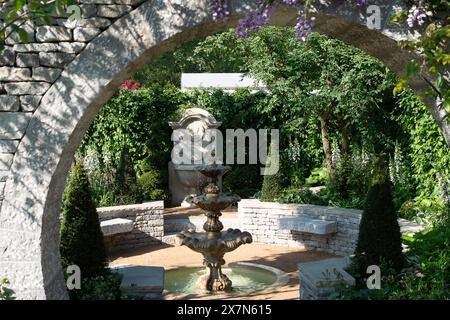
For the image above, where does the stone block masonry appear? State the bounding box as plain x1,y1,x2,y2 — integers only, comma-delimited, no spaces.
0,0,137,210
97,201,164,253
239,199,362,256
238,199,422,256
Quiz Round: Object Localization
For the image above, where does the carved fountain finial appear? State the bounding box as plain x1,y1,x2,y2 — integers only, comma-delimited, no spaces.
176,164,253,292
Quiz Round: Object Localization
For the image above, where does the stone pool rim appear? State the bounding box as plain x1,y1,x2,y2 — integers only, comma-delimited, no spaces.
163,262,290,299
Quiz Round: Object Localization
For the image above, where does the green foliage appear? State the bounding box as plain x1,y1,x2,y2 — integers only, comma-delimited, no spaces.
392,89,450,224
396,19,449,110
138,169,170,203
133,31,246,87
395,90,450,196
326,154,373,209
355,160,404,274
260,171,284,202
133,41,200,87
305,167,329,186
398,225,450,299
138,170,160,199
81,83,184,171
0,278,15,300
278,187,327,205
398,196,448,226
79,84,184,205
242,29,396,152
222,165,263,198
112,147,142,205
335,222,450,300
60,161,107,278
69,269,122,300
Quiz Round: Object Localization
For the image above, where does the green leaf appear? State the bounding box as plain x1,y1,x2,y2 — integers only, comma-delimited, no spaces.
429,66,438,74
444,99,450,113
388,10,407,25
394,78,407,95
12,26,29,43
13,0,25,11
55,0,64,16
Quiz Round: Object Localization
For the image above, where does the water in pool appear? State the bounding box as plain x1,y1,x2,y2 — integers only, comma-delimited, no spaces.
165,265,277,295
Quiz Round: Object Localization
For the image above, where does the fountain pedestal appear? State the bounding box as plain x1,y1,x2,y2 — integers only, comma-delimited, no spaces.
176,165,253,292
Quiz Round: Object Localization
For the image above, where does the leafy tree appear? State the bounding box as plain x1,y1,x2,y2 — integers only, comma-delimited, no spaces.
60,161,107,278
355,154,404,274
239,28,395,178
210,0,450,148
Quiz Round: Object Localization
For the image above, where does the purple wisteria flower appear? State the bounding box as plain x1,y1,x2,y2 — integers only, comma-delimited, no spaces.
281,0,297,5
236,1,274,38
295,10,315,42
208,0,230,21
407,5,427,28
355,0,369,7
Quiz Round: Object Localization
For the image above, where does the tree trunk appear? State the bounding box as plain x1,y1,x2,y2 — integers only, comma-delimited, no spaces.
340,119,351,156
320,111,334,179
424,96,450,149
410,73,450,149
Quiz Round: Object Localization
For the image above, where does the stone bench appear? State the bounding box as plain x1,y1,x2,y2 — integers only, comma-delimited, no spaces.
298,257,355,300
278,216,338,235
100,218,134,236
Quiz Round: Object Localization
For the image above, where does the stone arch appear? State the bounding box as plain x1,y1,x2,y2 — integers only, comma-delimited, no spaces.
0,0,437,299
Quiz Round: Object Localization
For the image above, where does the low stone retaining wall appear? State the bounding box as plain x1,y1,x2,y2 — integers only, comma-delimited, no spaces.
97,201,164,252
239,199,361,256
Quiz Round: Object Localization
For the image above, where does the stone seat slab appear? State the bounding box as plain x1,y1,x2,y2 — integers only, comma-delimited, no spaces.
100,218,133,236
278,216,337,235
112,265,164,300
298,257,355,287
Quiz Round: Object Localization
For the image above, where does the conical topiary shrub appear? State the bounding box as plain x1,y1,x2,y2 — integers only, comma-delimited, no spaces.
260,170,283,202
260,151,284,202
60,161,107,278
354,154,403,274
113,146,143,205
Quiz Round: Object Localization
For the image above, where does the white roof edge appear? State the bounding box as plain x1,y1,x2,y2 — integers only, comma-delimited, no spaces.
181,73,266,91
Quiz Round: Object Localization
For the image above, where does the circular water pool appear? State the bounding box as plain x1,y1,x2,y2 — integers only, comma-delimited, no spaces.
164,262,287,296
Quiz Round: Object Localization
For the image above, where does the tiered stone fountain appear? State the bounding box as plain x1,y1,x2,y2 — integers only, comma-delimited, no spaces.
176,164,253,292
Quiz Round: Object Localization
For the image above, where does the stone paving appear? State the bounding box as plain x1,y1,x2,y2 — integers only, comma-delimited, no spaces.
109,243,336,300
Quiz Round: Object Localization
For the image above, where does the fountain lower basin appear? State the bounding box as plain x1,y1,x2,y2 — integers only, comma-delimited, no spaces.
163,262,289,298
175,164,253,292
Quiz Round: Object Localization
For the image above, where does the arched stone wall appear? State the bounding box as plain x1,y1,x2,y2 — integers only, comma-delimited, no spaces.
0,0,431,299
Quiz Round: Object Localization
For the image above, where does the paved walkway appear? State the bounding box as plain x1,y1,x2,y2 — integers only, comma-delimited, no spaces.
109,243,335,300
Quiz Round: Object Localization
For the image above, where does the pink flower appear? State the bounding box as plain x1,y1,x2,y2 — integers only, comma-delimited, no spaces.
119,80,141,90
